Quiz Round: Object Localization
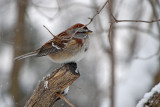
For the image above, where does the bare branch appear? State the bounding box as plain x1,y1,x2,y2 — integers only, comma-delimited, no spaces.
134,48,160,60
108,0,117,22
108,23,113,48
85,0,109,26
115,19,160,23
107,0,160,23
56,93,75,107
43,25,55,37
71,0,109,38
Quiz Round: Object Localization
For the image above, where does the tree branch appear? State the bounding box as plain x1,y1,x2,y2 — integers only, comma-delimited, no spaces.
24,62,80,107
114,19,160,23
134,48,160,60
108,23,113,48
107,0,160,24
85,0,109,26
71,0,109,38
137,83,160,107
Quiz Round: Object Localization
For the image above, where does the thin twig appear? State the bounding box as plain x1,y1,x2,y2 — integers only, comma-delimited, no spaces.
56,93,75,107
71,0,109,38
85,0,109,26
115,19,160,23
134,48,160,60
108,23,113,48
107,0,160,24
108,1,115,107
107,0,160,23
43,25,55,37
108,0,117,22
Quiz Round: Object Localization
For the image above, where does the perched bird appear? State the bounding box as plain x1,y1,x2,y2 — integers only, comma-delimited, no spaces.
14,23,92,63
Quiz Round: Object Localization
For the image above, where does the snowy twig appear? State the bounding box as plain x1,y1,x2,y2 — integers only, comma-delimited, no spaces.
136,83,160,107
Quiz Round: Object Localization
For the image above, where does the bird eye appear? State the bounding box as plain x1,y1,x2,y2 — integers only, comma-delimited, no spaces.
77,31,87,33
77,30,92,34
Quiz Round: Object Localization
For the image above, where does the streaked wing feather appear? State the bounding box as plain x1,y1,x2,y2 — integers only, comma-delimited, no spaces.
36,41,61,57
36,32,73,57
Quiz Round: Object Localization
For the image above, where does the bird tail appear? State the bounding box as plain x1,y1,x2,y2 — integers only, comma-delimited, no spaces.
14,51,38,61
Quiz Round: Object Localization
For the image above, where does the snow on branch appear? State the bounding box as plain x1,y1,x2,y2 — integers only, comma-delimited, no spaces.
136,83,160,107
24,62,80,107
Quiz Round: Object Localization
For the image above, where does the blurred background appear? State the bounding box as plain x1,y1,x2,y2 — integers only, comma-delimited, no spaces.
0,0,160,107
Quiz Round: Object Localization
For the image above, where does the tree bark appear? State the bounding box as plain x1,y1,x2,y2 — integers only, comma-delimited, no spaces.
25,62,80,107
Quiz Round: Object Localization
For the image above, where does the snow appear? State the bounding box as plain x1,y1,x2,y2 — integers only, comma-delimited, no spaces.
44,81,49,89
116,58,159,107
64,86,70,94
47,74,51,77
136,83,160,107
42,74,51,81
75,68,79,74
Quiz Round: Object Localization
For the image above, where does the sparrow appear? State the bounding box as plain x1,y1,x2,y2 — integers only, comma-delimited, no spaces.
14,23,92,63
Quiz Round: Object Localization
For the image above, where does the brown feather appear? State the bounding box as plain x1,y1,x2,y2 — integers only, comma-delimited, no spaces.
70,23,88,30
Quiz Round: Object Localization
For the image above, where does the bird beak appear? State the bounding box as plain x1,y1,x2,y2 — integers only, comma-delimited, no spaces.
87,30,93,34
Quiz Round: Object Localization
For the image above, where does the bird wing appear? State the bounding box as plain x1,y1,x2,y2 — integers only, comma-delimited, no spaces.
36,37,68,57
36,40,60,57
36,32,82,57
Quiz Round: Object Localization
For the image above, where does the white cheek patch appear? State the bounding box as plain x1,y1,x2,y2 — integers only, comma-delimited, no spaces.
52,42,61,50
